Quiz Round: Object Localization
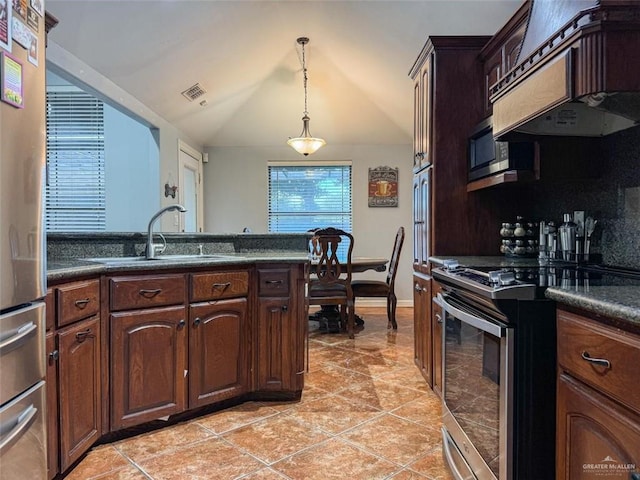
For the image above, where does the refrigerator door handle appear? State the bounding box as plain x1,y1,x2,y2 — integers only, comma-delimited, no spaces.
0,322,37,355
0,405,37,455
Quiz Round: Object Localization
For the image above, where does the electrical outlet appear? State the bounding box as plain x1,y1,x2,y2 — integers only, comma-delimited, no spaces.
174,213,179,226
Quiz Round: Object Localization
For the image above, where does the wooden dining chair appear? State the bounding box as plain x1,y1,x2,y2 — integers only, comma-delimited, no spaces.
351,226,405,329
308,227,356,338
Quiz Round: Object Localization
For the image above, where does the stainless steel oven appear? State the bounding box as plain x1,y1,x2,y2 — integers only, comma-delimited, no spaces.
437,290,513,480
433,261,556,480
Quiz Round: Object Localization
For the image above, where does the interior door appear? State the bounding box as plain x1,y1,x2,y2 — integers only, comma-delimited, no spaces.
178,141,203,232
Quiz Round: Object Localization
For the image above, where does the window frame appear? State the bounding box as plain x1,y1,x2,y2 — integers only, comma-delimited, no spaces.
267,161,353,234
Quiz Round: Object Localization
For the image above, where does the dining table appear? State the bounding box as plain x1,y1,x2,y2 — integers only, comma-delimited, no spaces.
309,256,388,332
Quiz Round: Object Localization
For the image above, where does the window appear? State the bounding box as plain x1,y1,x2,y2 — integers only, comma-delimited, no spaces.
268,162,352,233
46,87,106,231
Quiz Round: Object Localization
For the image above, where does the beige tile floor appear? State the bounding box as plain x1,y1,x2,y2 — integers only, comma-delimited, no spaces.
65,307,453,480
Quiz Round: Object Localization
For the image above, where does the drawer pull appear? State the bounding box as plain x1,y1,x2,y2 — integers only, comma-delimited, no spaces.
212,282,231,291
435,313,443,324
139,288,162,298
75,329,94,343
581,351,611,369
266,280,283,285
74,298,91,308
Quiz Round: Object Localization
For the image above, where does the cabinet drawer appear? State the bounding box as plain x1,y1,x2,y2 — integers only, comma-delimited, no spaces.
190,271,249,302
557,310,640,414
110,275,185,311
56,279,100,327
258,269,290,297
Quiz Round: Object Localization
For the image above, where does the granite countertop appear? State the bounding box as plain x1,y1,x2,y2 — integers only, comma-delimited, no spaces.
47,232,311,282
429,255,640,332
48,251,309,282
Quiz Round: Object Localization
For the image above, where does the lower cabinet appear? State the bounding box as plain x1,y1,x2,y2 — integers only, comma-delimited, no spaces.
57,316,102,472
556,309,640,479
413,273,432,386
46,261,306,475
46,281,102,477
189,298,249,407
431,280,443,397
110,306,187,430
557,373,640,479
256,265,305,394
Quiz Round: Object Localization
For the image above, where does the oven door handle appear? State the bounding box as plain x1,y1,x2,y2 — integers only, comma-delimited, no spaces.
437,292,506,338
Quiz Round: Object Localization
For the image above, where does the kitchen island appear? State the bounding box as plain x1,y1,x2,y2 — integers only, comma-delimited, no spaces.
45,232,310,479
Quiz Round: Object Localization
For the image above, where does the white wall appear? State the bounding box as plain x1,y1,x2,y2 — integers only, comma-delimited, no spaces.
203,144,414,305
46,41,203,232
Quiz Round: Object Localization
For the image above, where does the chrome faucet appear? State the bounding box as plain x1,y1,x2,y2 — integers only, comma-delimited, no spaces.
146,204,187,259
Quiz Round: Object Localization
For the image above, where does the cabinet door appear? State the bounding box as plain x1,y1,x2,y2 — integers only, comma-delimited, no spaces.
189,298,248,408
57,316,101,472
413,275,432,386
557,373,640,480
110,306,187,430
45,331,59,480
257,297,301,392
412,175,422,270
419,59,432,169
412,75,423,171
431,281,443,397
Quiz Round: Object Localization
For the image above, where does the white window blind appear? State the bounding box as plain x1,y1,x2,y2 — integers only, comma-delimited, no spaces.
268,163,352,233
46,88,106,231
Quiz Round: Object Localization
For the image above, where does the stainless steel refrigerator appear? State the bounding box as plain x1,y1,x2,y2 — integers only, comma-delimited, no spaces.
0,5,48,479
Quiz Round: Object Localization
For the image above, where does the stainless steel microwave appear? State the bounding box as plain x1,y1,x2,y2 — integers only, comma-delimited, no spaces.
469,117,535,182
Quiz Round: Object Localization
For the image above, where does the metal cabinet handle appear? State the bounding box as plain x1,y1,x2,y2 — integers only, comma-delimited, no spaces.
282,305,288,312
581,351,611,369
435,313,442,324
177,320,186,329
212,282,231,290
74,298,91,308
49,350,59,363
414,284,422,292
75,329,94,343
139,288,162,298
193,317,201,327
266,280,283,285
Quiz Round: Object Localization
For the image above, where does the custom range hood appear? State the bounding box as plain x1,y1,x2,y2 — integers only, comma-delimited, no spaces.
491,0,640,140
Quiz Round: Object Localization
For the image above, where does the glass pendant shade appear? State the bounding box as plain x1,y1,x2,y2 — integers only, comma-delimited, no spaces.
287,115,326,156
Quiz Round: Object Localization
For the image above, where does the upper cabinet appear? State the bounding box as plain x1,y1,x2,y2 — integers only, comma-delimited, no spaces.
411,54,433,172
479,2,530,119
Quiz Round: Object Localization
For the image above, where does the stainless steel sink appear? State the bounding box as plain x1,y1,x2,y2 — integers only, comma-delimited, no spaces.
86,254,234,264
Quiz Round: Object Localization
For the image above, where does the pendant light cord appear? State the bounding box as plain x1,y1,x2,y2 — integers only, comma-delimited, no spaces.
302,41,309,116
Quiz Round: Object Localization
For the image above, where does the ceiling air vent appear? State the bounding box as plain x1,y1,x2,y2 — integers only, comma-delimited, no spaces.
181,83,207,102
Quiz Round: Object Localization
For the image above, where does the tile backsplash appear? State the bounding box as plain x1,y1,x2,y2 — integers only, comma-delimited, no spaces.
529,125,640,268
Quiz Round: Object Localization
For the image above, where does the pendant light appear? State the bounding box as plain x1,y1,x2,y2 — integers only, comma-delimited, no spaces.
287,37,326,156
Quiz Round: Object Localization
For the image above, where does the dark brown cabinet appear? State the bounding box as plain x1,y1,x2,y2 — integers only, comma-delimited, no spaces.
189,298,249,407
45,331,58,480
413,273,431,386
110,305,187,430
256,265,306,394
479,2,529,118
46,280,102,476
412,168,430,274
431,280,443,398
57,316,102,472
556,309,640,479
412,54,432,172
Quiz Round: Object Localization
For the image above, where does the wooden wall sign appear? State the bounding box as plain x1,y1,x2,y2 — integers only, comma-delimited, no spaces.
368,166,398,207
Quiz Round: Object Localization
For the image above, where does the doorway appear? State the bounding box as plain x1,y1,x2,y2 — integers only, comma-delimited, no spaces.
178,140,203,232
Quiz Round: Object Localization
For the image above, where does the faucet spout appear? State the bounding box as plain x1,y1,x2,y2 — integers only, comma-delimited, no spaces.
146,204,187,259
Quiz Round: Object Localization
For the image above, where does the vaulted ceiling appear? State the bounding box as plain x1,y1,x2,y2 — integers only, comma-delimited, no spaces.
46,1,522,148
